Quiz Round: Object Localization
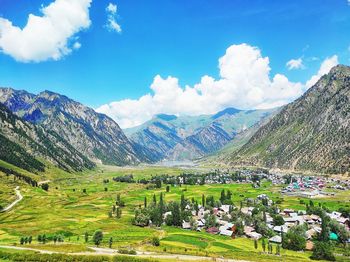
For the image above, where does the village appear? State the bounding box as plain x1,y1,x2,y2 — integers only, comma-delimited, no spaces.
177,193,350,249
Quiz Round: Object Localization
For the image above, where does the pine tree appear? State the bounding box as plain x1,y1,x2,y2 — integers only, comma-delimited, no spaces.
144,196,147,208
180,194,186,211
262,238,266,252
109,237,113,248
254,239,258,250
153,194,157,205
202,194,205,207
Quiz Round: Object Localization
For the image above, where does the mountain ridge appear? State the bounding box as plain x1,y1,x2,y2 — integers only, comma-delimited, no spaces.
224,64,350,174
0,88,152,166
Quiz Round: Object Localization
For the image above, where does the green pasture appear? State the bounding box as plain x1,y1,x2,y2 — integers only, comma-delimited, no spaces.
0,164,349,261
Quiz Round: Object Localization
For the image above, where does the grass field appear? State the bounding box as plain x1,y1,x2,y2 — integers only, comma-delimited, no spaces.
0,164,349,261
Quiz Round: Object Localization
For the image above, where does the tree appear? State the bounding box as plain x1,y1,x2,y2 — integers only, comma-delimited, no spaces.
153,194,157,206
166,185,170,193
282,225,306,251
84,232,89,243
311,241,335,261
109,237,113,248
202,194,205,207
262,238,266,252
169,202,181,226
151,237,160,246
20,237,24,245
159,193,165,214
180,194,186,211
276,245,281,256
319,214,330,242
144,196,147,208
220,189,226,203
254,239,258,250
273,215,285,226
41,183,49,191
268,243,273,254
93,230,103,246
116,207,122,219
28,236,32,244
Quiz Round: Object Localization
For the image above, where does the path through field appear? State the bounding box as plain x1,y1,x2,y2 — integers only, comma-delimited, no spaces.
0,245,248,262
0,186,22,213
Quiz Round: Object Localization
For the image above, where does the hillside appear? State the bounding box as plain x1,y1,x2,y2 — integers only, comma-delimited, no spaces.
0,103,94,172
225,65,350,174
0,88,152,166
126,108,275,161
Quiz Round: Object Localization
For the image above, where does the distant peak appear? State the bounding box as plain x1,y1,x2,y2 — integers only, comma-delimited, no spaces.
212,107,241,119
155,114,177,121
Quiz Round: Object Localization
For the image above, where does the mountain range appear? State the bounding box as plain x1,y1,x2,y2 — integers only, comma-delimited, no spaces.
0,88,151,168
220,65,350,174
0,102,94,173
0,65,348,175
125,108,276,161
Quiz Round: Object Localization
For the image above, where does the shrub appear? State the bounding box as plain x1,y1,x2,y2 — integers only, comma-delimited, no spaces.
151,236,160,246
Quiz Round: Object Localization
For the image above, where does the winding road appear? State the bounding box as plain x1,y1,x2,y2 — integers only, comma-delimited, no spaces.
0,186,23,213
0,245,248,261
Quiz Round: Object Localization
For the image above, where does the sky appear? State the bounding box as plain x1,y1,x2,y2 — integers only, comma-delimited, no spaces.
0,0,349,128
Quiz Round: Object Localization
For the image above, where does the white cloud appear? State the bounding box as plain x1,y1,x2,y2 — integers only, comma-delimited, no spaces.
106,3,122,33
73,42,81,50
0,0,92,62
97,43,308,128
286,58,304,70
305,55,338,88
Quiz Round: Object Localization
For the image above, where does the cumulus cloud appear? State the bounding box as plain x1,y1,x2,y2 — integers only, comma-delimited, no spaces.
106,3,122,33
97,44,309,128
98,45,338,129
0,0,92,62
286,58,304,70
305,55,338,88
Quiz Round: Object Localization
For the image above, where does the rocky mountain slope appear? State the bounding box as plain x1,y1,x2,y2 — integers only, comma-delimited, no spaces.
126,108,275,161
225,65,350,174
0,103,94,172
0,88,151,166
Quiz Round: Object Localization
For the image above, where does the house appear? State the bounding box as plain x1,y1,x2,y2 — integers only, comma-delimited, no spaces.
220,205,231,213
246,232,262,240
182,221,191,229
220,228,234,237
305,241,314,251
306,229,317,240
206,227,219,234
273,225,288,233
269,235,282,244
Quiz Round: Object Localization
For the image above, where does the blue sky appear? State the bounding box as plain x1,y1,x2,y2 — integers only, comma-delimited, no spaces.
0,0,349,127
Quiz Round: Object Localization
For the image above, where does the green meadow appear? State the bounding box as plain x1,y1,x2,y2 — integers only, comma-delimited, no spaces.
0,164,349,262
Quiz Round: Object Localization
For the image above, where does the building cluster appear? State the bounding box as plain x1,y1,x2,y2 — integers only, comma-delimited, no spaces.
177,195,350,245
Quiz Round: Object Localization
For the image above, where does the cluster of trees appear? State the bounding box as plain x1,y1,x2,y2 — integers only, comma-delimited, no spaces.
0,133,45,173
133,191,238,229
113,171,267,188
0,166,38,187
133,192,198,227
113,175,135,183
19,236,32,245
254,238,281,255
220,189,233,205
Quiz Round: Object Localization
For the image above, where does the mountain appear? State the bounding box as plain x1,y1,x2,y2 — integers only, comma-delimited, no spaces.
0,88,151,166
225,65,350,174
0,102,94,173
126,108,276,161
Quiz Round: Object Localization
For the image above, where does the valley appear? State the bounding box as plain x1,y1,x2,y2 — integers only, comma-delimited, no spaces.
0,163,349,262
